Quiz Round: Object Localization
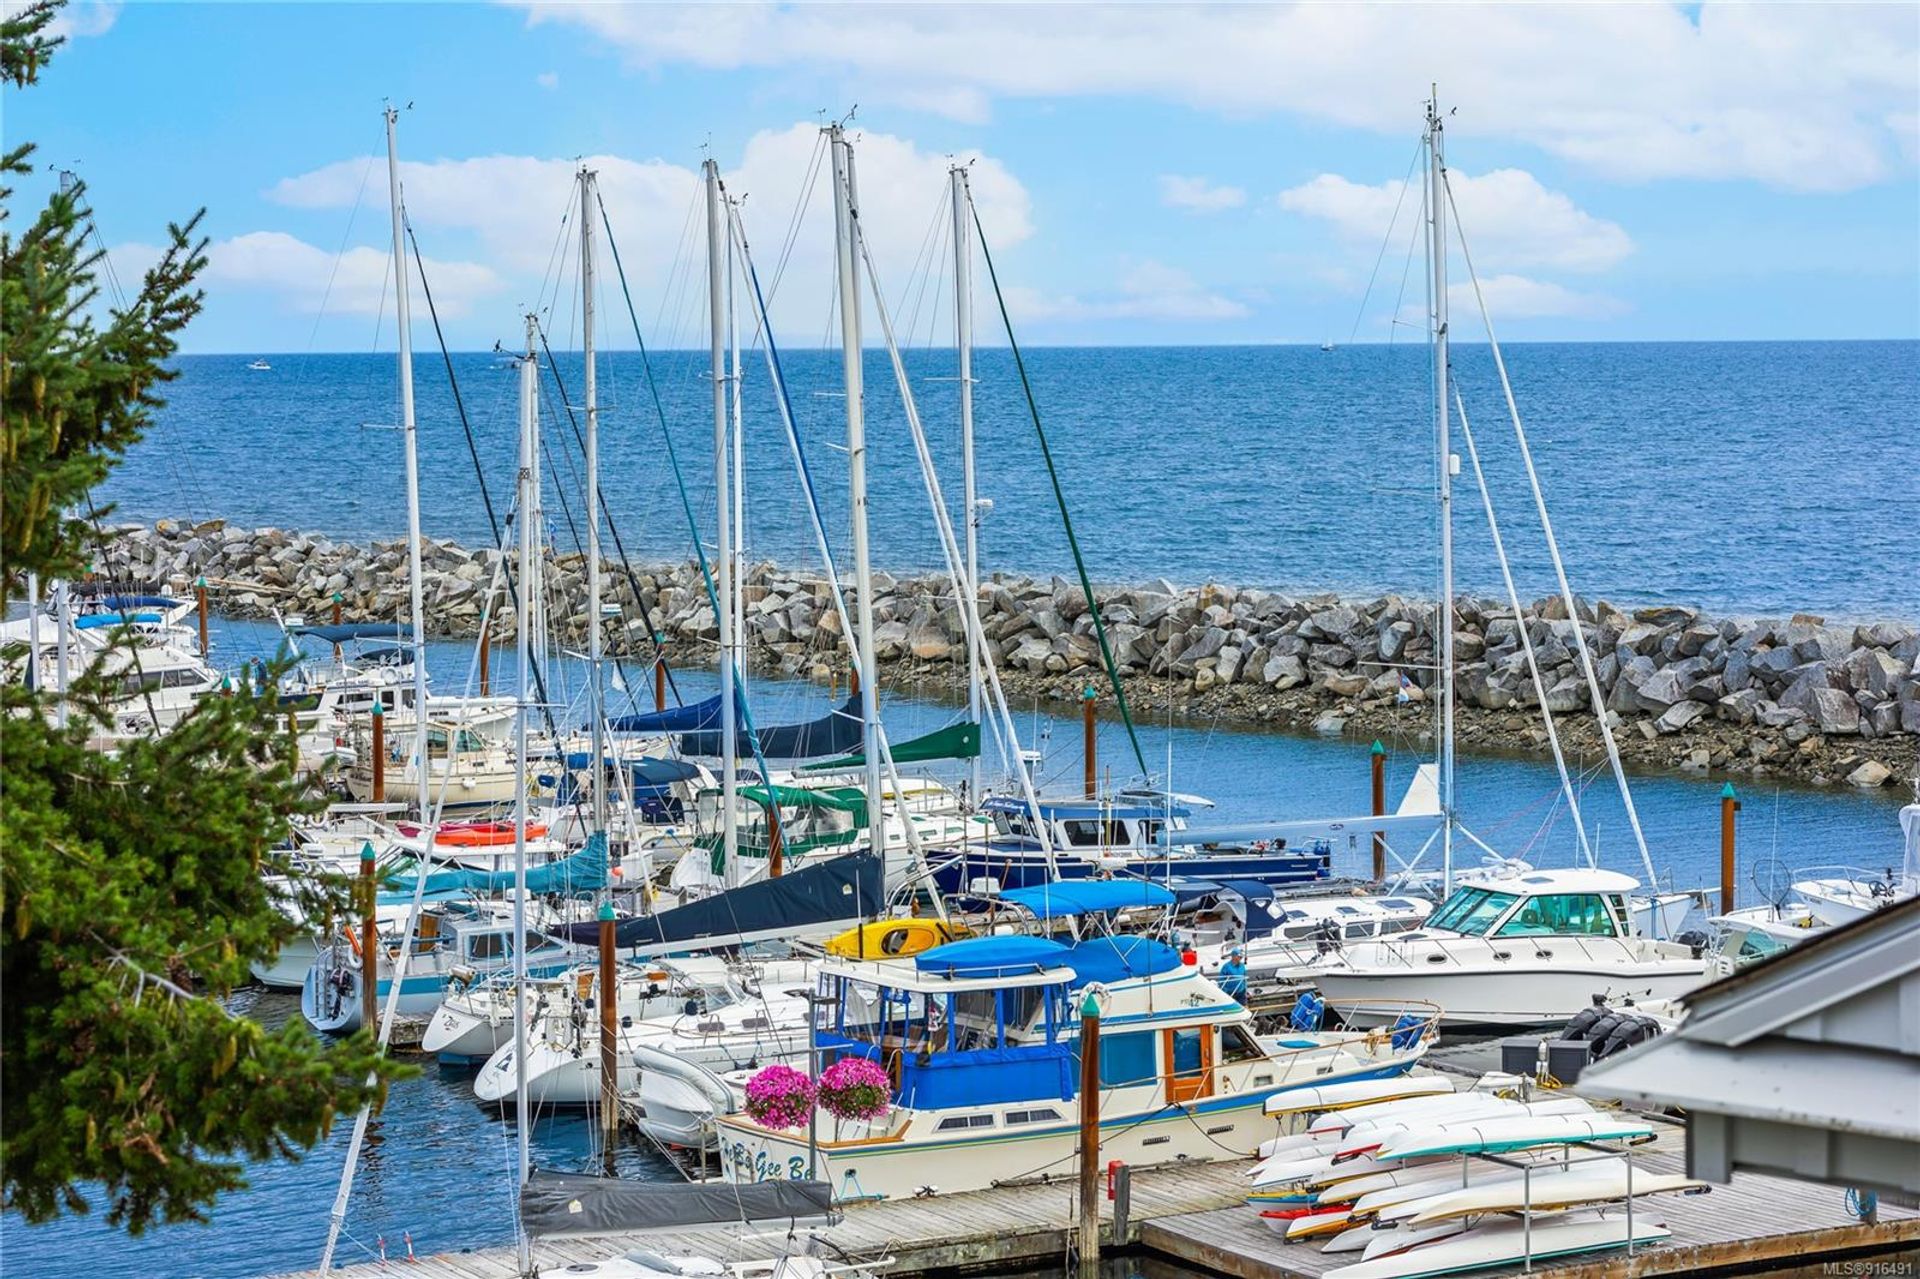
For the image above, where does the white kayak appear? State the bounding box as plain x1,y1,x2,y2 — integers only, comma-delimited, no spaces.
1265,1074,1456,1117
1393,1169,1705,1226
1357,1220,1471,1261
1309,1089,1548,1136
1324,1211,1671,1279
1374,1114,1656,1162
1336,1099,1594,1160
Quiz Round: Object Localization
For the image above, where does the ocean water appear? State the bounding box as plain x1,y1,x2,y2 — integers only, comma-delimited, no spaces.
3,615,1908,1279
100,341,1919,621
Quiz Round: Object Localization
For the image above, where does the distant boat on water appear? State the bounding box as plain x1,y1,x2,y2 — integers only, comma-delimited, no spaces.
247,358,271,371
1320,339,1336,352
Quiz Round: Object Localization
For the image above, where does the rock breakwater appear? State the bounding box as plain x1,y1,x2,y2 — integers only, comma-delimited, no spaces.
105,519,1919,791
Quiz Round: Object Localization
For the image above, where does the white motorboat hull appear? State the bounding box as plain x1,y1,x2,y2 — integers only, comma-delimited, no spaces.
251,933,323,989
472,1038,640,1107
1313,960,1705,1027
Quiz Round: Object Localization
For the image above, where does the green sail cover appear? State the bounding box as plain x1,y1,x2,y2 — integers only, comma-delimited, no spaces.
798,721,981,773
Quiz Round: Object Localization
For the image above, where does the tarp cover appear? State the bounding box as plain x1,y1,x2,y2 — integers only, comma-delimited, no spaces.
381,833,608,899
520,1169,832,1239
799,720,982,772
74,612,162,629
738,784,863,813
557,753,704,786
556,850,884,954
1063,935,1186,987
915,935,1072,978
999,880,1177,920
607,693,726,735
287,622,410,644
679,695,863,760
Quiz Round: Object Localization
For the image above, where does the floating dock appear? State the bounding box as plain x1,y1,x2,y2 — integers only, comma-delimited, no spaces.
278,1115,1917,1279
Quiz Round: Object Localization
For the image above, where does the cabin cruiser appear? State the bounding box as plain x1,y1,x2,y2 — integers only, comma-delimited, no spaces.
1213,894,1437,1003
714,933,1437,1202
1306,869,1709,1028
1704,901,1823,977
341,705,524,814
1,594,222,737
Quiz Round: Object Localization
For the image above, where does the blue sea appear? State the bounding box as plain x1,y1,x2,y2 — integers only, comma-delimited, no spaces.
11,341,1916,1275
101,341,1919,620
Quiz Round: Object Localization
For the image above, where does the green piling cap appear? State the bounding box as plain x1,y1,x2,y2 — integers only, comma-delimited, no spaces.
652,632,665,645
1370,740,1385,756
220,675,231,691
195,576,207,587
1721,782,1738,799
1080,992,1101,1018
360,840,376,863
598,901,616,921
332,592,343,602
371,701,383,716
1083,686,1097,701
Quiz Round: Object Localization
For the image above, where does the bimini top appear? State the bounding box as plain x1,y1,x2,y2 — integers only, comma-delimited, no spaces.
998,879,1177,921
1062,935,1187,986
915,935,1072,979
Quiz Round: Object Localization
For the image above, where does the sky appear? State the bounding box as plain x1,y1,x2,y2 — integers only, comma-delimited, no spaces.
7,1,1918,353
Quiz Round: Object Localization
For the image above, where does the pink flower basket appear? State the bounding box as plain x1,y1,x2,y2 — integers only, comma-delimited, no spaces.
743,1064,816,1130
817,1056,891,1123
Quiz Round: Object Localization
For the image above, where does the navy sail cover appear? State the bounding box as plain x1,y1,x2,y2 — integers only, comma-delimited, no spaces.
558,851,885,955
677,695,863,760
520,1170,833,1238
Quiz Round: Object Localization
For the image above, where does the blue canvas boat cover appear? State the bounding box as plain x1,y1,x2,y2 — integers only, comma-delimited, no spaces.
555,753,703,786
999,880,1177,920
1062,935,1187,986
394,832,609,898
555,851,885,956
607,693,726,735
95,594,183,610
74,611,162,629
678,695,863,759
287,621,410,644
915,935,1072,979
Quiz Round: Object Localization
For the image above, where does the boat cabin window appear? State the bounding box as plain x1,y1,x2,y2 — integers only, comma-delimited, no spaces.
1005,1107,1062,1125
1060,820,1106,848
991,810,1035,839
1427,888,1519,937
466,932,511,960
1343,921,1376,940
1093,1031,1159,1088
427,727,487,758
1729,929,1789,964
934,1113,996,1132
1493,894,1620,938
1220,1024,1264,1064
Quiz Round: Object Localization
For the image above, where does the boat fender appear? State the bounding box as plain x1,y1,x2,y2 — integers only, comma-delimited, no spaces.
1562,1004,1608,1041
343,927,362,959
1584,1011,1626,1046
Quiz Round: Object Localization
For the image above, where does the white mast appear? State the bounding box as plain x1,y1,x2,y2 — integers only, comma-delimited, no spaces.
384,106,431,832
52,578,71,727
831,127,887,862
1427,89,1456,896
581,167,606,834
951,164,982,805
729,193,747,746
705,159,739,881
26,573,41,698
512,312,537,1275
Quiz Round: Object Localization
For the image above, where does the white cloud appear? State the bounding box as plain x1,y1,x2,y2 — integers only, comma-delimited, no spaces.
200,231,503,318
1281,168,1634,274
512,2,1918,192
267,123,1033,342
3,0,119,39
536,70,559,90
1009,260,1249,325
1449,274,1628,322
1158,175,1246,213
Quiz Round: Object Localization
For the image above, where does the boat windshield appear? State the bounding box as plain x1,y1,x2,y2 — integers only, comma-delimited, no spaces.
1426,888,1519,937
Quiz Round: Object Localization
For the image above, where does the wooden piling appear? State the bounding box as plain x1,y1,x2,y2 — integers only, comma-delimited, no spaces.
1077,990,1102,1277
654,635,667,713
195,577,209,658
1370,740,1387,883
1721,782,1741,914
598,901,619,1154
478,615,491,697
331,593,343,664
1082,687,1097,799
766,798,786,879
371,703,386,804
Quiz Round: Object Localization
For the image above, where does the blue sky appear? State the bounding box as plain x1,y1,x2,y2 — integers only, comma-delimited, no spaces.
8,1,1917,352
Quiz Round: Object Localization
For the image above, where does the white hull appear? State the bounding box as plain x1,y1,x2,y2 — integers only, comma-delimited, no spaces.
1324,1211,1671,1279
1315,959,1705,1027
250,933,323,989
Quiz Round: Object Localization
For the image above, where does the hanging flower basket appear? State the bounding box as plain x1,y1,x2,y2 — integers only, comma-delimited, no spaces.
743,1064,815,1130
817,1056,891,1123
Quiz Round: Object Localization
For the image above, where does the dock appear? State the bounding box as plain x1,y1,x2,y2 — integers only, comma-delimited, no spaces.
276,1113,1918,1279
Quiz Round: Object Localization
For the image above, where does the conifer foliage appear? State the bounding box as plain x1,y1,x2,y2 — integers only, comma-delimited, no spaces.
1,1,408,1233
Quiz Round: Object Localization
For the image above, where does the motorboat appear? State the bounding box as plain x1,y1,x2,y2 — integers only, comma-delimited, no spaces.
247,358,271,370
1704,900,1823,976
714,933,1437,1202
1306,869,1709,1027
1792,803,1920,926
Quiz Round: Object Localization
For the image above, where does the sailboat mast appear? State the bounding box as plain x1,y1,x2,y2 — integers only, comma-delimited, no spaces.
581,168,606,834
729,194,747,740
831,127,887,863
384,106,431,831
1427,88,1455,895
705,160,739,881
951,165,982,804
512,312,537,1275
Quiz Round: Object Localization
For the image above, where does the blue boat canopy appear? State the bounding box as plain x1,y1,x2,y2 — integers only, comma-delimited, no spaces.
915,935,1072,979
94,594,182,610
288,622,410,644
1062,935,1187,986
74,611,162,629
379,832,608,901
607,693,726,735
982,795,1192,821
556,753,703,786
998,880,1177,920
678,695,863,760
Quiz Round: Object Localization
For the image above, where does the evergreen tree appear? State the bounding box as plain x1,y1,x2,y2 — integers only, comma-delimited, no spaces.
2,0,408,1234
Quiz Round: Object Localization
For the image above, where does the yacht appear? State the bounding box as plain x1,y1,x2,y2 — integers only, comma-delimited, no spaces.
714,933,1437,1202
1792,802,1919,926
247,358,271,370
1306,869,1710,1027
